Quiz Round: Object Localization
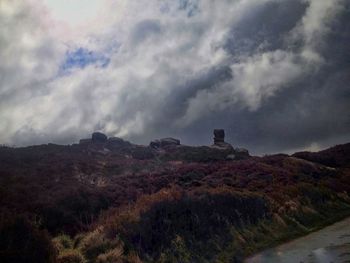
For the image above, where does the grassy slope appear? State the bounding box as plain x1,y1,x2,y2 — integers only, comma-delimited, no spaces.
1,142,350,262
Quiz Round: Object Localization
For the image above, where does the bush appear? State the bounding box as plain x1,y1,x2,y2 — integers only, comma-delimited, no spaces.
53,234,74,252
96,247,123,263
79,227,117,262
116,189,269,261
124,252,142,263
57,249,86,263
0,216,57,263
159,235,191,263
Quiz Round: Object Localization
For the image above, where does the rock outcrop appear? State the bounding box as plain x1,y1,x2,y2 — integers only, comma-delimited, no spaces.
225,148,250,160
160,138,180,147
107,137,132,148
78,133,134,156
214,129,225,144
77,130,249,161
235,147,249,156
92,132,108,143
150,138,180,148
212,129,233,150
79,138,91,145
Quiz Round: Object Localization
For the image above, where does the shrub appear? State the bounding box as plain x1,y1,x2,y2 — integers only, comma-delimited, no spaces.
112,188,269,261
53,234,74,252
73,233,86,249
96,247,123,263
159,235,191,263
79,227,117,262
57,249,86,263
0,216,57,263
125,252,142,263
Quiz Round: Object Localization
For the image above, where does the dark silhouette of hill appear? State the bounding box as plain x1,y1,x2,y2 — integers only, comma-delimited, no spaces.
293,143,350,168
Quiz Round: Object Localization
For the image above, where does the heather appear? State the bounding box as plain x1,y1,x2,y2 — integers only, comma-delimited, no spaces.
1,139,350,262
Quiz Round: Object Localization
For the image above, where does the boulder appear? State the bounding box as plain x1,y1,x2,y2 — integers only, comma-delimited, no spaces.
107,137,131,148
150,139,161,149
160,138,180,147
97,148,111,155
212,141,233,150
211,129,232,149
234,147,250,159
92,132,108,143
150,138,180,148
214,129,225,144
79,139,91,145
235,147,249,155
226,154,236,160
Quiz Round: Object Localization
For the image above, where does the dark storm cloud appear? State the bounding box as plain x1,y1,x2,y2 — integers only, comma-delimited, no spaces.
229,1,350,153
128,0,350,154
130,19,163,46
225,0,308,57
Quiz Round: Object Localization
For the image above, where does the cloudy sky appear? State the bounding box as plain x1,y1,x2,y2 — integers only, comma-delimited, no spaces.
0,0,349,154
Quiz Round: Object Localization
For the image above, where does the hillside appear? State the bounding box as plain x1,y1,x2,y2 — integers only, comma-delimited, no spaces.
293,143,350,168
1,132,350,263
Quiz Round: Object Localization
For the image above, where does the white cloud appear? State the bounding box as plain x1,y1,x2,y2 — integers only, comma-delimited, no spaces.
179,0,345,123
0,0,65,143
43,0,103,27
0,0,347,148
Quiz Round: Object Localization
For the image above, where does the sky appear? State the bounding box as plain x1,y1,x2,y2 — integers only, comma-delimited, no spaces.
0,0,349,154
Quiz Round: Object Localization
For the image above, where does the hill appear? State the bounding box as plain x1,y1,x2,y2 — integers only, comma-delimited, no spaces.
293,143,350,168
1,132,350,262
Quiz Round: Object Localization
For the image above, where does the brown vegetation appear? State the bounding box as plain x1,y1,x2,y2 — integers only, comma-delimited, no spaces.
0,142,350,262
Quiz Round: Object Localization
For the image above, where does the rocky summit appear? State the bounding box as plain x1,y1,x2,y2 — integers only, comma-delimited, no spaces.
92,132,108,143
76,130,248,161
150,137,181,148
214,129,225,144
211,129,236,151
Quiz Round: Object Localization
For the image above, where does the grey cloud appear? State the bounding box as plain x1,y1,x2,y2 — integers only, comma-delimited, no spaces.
225,0,308,57
130,19,163,45
1,0,349,155
127,0,350,154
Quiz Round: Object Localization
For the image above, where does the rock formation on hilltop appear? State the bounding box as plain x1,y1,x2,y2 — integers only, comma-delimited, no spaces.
212,129,233,150
107,137,132,148
150,138,181,149
77,130,250,161
214,129,225,144
92,132,108,143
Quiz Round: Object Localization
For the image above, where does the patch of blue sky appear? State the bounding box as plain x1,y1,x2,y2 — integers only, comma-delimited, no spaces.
60,47,110,72
178,0,200,17
160,0,200,17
